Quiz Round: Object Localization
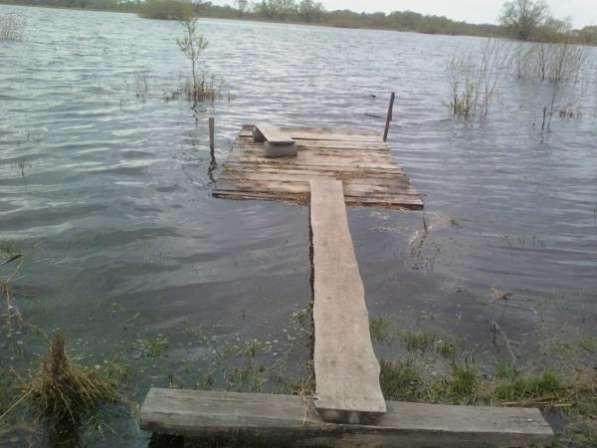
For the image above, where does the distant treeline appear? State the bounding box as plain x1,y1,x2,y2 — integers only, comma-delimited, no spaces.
2,0,597,45
0,0,139,12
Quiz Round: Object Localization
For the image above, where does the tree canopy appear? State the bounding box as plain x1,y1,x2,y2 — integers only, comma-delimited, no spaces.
499,0,550,40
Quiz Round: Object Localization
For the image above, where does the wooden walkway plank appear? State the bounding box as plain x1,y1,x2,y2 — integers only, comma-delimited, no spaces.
140,388,554,448
310,179,386,424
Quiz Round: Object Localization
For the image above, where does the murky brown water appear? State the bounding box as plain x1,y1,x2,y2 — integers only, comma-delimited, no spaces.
1,5,596,447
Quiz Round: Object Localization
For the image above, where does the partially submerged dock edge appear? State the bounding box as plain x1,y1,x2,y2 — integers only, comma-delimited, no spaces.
213,125,424,210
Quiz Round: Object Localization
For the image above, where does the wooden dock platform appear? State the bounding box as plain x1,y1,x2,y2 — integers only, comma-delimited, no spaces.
213,125,424,210
139,124,554,447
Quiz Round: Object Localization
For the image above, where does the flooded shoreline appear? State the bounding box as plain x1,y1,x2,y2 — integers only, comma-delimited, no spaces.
1,4,596,447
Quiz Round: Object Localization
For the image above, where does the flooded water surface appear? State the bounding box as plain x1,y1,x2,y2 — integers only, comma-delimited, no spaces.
1,5,596,447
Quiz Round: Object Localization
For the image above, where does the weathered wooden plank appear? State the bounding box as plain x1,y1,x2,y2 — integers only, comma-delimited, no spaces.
221,162,408,177
221,164,408,178
212,190,309,205
289,131,383,143
230,146,395,165
282,126,380,137
234,140,394,156
254,124,295,144
216,171,416,193
241,137,390,152
228,151,401,171
140,388,554,448
310,179,386,424
214,185,422,205
212,190,423,209
253,125,298,158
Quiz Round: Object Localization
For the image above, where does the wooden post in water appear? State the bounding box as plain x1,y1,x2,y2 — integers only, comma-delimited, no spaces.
209,117,215,157
383,92,396,142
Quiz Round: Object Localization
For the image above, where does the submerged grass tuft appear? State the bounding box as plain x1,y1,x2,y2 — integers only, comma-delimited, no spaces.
401,330,436,352
447,365,479,399
133,334,169,358
380,359,423,402
579,337,597,354
370,316,395,345
27,333,117,425
0,13,25,42
379,355,596,417
495,370,562,402
435,340,457,358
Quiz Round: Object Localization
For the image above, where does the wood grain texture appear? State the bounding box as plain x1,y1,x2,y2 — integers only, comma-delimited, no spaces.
254,124,295,144
140,388,554,448
213,125,424,210
310,179,386,424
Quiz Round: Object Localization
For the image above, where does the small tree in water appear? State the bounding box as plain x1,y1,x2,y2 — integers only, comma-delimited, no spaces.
177,13,209,103
499,0,549,41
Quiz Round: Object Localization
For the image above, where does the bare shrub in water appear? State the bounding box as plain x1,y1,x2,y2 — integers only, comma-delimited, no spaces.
515,41,588,84
177,14,214,104
180,72,219,102
1,245,24,330
0,13,25,41
514,37,589,132
448,39,513,120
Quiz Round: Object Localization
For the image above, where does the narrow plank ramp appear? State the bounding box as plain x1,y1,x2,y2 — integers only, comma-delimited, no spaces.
141,388,554,448
310,179,386,424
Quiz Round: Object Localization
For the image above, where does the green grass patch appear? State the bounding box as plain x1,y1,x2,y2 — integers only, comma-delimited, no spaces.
495,361,518,380
494,370,563,402
448,365,479,398
370,316,395,345
400,330,436,352
435,340,457,358
380,359,423,401
579,337,597,353
132,334,169,358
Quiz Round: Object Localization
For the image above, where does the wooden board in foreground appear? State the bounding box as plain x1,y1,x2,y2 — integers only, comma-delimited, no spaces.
140,388,554,448
310,179,386,424
213,125,423,210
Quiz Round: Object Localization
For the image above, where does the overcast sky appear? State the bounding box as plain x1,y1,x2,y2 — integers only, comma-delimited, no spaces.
317,0,596,28
221,0,597,28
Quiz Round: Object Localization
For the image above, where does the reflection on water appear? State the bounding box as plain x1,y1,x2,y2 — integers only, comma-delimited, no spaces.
1,4,596,447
